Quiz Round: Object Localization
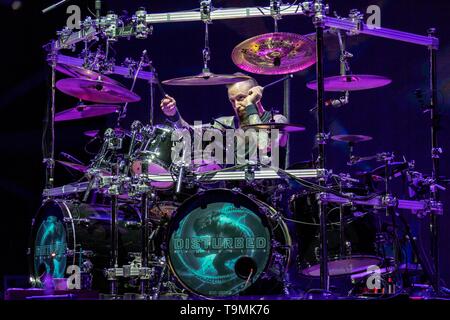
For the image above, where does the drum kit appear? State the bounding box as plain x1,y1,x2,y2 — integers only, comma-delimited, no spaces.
30,1,446,300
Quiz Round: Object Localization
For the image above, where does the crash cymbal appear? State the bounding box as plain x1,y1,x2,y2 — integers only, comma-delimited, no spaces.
162,71,251,86
56,78,141,103
306,75,392,92
332,134,373,144
55,104,120,122
231,32,316,75
243,123,306,133
56,160,88,173
55,64,119,84
84,127,130,138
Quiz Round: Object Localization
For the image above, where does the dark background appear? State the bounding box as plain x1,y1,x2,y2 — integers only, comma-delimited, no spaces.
0,0,449,294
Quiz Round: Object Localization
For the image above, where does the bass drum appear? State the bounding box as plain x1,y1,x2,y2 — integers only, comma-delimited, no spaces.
290,191,382,277
28,199,141,290
166,189,291,298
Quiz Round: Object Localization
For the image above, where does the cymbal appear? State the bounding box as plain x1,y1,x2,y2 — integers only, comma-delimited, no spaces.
56,78,141,103
242,123,306,133
231,32,316,75
306,75,392,92
332,134,373,144
84,128,130,138
162,71,251,86
56,64,118,84
55,104,120,122
56,160,88,173
371,162,410,178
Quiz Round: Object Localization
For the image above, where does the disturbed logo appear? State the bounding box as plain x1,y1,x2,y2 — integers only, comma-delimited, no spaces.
173,237,267,251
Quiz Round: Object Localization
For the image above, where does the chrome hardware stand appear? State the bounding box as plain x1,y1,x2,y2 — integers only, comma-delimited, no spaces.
427,28,442,294
43,42,58,190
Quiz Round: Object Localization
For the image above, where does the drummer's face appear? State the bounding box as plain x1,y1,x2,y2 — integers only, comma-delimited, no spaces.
228,82,253,111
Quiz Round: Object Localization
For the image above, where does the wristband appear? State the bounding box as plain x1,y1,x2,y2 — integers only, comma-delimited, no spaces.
167,110,180,122
243,104,259,119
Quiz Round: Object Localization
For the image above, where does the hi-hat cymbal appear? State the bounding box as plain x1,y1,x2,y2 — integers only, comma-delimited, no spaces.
307,75,392,92
56,64,119,84
332,134,373,144
56,78,141,103
55,104,120,122
243,123,306,133
231,32,316,75
162,71,251,86
56,160,89,173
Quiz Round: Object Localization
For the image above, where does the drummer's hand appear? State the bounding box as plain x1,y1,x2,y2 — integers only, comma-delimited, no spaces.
243,86,263,106
160,94,177,117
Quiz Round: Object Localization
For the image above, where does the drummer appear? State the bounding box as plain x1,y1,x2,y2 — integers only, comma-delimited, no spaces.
160,74,288,167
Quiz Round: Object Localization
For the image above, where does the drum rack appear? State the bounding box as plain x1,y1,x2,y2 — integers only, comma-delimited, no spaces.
44,0,444,297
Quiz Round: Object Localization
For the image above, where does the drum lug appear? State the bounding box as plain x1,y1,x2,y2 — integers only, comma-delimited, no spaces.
345,241,352,256
105,267,124,280
66,249,94,258
63,217,90,225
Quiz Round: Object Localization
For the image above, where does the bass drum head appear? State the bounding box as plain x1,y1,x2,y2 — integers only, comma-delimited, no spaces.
28,200,75,286
167,189,274,298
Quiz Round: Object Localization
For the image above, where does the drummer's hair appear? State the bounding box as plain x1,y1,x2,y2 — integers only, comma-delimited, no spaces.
226,72,258,88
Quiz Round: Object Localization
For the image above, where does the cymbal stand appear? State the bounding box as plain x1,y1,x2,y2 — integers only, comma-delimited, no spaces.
43,42,58,190
311,0,331,297
104,133,125,297
117,50,149,127
427,28,443,294
138,182,154,298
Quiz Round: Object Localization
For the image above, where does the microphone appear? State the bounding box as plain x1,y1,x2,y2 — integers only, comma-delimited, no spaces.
309,91,349,113
60,152,84,165
127,120,143,158
175,165,185,194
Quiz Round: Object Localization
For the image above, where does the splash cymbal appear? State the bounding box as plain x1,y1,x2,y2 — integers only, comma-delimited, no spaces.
232,32,316,75
55,104,120,122
243,123,306,133
56,160,89,173
332,134,373,144
56,78,141,103
307,75,392,92
162,71,251,86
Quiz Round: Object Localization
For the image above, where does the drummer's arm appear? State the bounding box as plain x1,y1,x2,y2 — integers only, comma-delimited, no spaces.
166,110,190,128
160,95,190,128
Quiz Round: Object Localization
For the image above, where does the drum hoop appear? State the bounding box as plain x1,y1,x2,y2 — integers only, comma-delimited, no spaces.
28,199,77,284
166,188,280,298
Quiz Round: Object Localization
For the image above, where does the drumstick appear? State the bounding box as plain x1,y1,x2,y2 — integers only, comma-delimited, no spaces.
263,74,294,90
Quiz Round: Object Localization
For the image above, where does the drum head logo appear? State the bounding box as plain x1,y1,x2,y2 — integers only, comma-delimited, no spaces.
169,202,270,297
34,216,67,280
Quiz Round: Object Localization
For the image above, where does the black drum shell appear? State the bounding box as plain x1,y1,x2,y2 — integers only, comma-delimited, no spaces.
290,191,381,277
28,199,141,291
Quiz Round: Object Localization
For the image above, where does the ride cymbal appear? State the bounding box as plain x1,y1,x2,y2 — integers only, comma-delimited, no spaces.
232,32,316,75
162,71,251,86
